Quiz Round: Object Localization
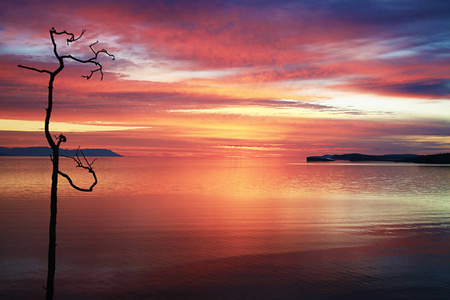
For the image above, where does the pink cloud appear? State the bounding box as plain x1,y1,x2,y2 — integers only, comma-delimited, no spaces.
1,0,449,156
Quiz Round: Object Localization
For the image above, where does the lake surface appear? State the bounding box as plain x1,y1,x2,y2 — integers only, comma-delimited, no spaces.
1,157,449,299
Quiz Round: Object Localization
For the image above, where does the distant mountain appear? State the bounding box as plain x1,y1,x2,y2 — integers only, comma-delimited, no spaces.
403,153,450,164
306,156,335,162
330,153,419,162
0,147,123,157
307,153,450,164
307,153,421,163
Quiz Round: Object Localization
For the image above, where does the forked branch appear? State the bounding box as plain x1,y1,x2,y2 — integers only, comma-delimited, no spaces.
63,40,115,80
18,27,115,80
51,28,86,44
59,148,98,192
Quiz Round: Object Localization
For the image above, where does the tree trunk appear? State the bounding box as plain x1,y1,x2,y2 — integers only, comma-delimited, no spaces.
46,152,58,300
17,28,112,299
45,77,58,300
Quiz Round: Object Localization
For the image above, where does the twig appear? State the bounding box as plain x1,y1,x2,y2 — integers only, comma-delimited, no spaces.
59,148,98,192
51,27,86,45
17,65,51,74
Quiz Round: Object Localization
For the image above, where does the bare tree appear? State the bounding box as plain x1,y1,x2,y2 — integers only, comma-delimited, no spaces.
18,27,114,300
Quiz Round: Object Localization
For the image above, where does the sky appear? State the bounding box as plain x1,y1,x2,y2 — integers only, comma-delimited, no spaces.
0,0,449,157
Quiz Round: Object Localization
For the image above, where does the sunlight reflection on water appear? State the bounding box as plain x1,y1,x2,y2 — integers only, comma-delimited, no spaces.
0,157,449,299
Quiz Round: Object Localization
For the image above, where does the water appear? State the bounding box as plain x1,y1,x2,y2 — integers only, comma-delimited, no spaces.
1,157,449,299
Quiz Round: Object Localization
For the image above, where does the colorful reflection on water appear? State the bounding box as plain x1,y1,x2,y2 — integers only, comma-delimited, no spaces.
0,157,449,299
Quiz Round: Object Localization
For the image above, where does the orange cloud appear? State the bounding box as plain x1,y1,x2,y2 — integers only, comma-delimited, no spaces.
1,0,449,157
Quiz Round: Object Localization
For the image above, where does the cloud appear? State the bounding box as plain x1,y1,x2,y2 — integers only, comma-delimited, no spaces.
1,0,450,156
0,119,150,132
374,79,450,98
341,78,450,99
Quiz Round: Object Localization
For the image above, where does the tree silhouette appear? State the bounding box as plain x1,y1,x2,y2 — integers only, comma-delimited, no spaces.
18,28,114,300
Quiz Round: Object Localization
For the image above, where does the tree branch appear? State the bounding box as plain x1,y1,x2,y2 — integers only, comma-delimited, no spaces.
59,148,98,192
51,27,86,45
62,41,115,80
18,28,114,81
17,64,52,74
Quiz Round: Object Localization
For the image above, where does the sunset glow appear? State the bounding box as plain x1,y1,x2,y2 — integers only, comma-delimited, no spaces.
1,0,449,157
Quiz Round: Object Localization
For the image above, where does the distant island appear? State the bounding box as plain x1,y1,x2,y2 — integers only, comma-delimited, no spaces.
0,147,123,157
307,153,450,164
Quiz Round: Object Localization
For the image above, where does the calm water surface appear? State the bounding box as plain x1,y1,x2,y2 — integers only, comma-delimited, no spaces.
1,157,449,299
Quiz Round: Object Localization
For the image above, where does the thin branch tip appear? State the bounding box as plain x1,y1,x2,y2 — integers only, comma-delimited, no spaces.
59,147,98,192
17,64,51,74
